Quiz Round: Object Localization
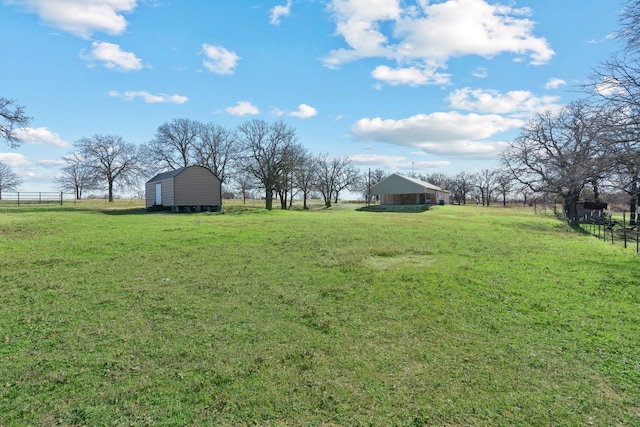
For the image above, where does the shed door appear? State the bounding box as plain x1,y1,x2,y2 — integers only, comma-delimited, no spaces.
155,183,162,205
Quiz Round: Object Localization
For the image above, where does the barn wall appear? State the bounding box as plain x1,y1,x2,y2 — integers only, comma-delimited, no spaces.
174,167,221,207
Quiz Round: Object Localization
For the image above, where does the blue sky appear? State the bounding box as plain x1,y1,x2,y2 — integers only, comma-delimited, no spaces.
0,0,623,192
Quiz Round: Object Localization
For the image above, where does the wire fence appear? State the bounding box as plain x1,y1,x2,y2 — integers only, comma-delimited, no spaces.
0,192,75,206
578,209,640,254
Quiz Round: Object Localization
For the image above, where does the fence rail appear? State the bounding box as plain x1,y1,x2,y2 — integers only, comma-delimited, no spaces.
0,192,74,206
579,210,640,255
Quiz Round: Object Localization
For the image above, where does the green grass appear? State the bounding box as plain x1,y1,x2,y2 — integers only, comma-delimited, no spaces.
1,202,639,425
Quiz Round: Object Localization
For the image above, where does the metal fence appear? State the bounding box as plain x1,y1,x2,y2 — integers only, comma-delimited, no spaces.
579,210,640,254
0,192,74,206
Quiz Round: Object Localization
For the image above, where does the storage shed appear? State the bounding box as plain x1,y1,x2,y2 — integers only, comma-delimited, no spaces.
145,166,222,212
369,173,449,205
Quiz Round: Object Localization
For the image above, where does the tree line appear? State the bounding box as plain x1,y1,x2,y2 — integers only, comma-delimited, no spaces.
51,118,363,209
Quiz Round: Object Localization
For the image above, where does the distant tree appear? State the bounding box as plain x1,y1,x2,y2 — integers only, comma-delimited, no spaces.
421,172,450,189
315,153,357,208
275,142,307,209
292,149,317,210
494,170,515,206
143,118,201,172
0,161,22,199
502,101,609,221
234,173,259,204
236,119,298,210
75,134,142,202
449,171,476,205
333,161,362,204
475,168,497,206
194,123,239,184
0,97,30,148
54,152,97,199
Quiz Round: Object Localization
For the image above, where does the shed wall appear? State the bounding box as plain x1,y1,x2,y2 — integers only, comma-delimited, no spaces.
174,167,221,207
145,178,175,208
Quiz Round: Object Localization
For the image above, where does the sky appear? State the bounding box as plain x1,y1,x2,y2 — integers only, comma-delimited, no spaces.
0,0,624,193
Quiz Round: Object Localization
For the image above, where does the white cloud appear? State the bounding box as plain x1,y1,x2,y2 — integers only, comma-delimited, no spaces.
371,63,450,86
0,152,30,167
545,78,566,89
108,90,188,104
9,0,137,38
270,0,292,26
288,104,317,119
352,111,522,158
202,43,240,75
325,0,554,86
83,41,143,72
471,67,488,78
447,87,561,115
226,101,260,116
13,127,71,148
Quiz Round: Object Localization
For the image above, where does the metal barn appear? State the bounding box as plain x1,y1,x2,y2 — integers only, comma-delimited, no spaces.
369,173,449,205
145,166,222,212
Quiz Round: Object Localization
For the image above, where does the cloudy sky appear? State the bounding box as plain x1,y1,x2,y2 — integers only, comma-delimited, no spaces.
0,0,622,191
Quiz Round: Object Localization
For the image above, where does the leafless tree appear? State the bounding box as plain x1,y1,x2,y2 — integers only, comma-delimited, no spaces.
53,152,98,199
333,162,362,204
475,168,497,206
494,170,515,206
143,118,201,172
0,97,30,148
74,134,142,202
236,119,298,210
0,161,22,199
292,150,317,210
449,171,476,205
194,123,238,184
502,101,609,221
315,153,358,207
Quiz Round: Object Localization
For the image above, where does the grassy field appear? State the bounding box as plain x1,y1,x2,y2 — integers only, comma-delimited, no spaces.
1,201,639,426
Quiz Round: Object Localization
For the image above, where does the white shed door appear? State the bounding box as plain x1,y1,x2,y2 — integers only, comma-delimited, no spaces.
155,183,162,205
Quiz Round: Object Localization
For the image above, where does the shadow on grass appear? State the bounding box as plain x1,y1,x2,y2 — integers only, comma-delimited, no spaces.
357,205,431,213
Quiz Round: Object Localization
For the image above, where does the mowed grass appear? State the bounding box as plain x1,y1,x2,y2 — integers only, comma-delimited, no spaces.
1,202,639,426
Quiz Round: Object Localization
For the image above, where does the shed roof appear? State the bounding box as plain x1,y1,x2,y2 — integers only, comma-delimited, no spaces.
146,167,188,183
369,173,445,195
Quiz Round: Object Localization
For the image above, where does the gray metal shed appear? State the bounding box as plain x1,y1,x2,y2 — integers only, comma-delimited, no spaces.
369,173,449,205
145,166,222,212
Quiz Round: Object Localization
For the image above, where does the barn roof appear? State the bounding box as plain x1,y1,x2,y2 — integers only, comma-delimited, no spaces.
146,167,187,183
369,173,445,195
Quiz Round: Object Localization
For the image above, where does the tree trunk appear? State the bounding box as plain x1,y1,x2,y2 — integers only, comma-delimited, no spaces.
108,181,114,202
563,192,580,222
265,188,273,210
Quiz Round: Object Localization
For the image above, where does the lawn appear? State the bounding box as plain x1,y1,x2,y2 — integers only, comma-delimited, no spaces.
1,202,639,426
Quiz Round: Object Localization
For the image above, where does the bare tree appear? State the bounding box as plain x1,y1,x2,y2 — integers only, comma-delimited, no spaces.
0,161,22,199
275,142,307,209
494,170,515,206
333,162,362,204
293,154,317,210
75,134,142,202
236,119,298,210
53,152,97,199
0,97,30,148
194,123,238,184
501,101,609,222
315,153,357,208
449,171,476,205
143,118,201,172
475,169,497,206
